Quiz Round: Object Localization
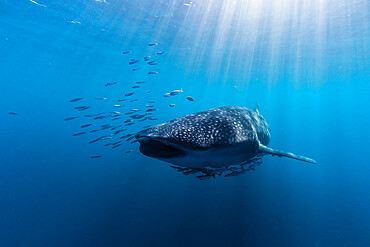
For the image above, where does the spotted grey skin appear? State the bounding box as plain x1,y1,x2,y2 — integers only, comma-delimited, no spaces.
135,106,316,169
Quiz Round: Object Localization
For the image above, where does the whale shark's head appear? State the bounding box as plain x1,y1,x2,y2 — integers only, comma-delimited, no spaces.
135,130,188,159
135,106,271,169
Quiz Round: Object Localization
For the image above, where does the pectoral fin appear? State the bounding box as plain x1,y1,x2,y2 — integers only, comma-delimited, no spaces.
259,145,317,164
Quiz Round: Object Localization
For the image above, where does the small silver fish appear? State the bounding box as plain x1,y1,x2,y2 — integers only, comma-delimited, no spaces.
120,134,132,139
99,135,114,140
70,97,83,102
126,136,135,141
89,139,100,144
114,129,126,135
129,59,140,65
170,89,183,95
75,106,90,111
130,114,146,119
111,125,122,130
72,132,86,136
112,144,122,149
186,96,195,102
91,155,103,159
30,0,47,8
110,111,121,115
105,82,118,86
146,108,157,112
169,104,176,107
64,116,78,121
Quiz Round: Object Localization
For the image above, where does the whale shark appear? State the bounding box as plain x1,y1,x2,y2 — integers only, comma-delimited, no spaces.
135,106,316,178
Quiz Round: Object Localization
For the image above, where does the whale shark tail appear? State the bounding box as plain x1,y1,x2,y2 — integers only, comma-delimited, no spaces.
259,145,317,164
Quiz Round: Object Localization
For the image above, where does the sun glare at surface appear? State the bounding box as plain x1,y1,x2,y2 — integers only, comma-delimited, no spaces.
145,0,367,87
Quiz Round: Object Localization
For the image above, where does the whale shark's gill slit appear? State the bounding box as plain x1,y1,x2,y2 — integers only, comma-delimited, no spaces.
139,139,185,158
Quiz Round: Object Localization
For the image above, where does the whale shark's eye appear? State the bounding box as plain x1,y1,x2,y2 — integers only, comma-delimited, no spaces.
139,139,185,158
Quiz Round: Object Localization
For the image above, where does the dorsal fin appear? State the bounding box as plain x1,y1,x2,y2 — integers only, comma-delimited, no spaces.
259,144,317,164
254,102,259,114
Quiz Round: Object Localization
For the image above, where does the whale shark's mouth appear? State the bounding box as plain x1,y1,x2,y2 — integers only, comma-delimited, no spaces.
136,137,186,159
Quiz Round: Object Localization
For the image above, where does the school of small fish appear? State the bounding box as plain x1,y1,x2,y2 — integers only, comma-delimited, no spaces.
60,42,196,160
8,2,197,161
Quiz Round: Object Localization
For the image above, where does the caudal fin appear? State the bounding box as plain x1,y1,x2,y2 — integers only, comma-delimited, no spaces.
259,145,317,164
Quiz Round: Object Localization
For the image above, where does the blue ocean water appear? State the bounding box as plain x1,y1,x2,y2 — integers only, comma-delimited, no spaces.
0,0,369,246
